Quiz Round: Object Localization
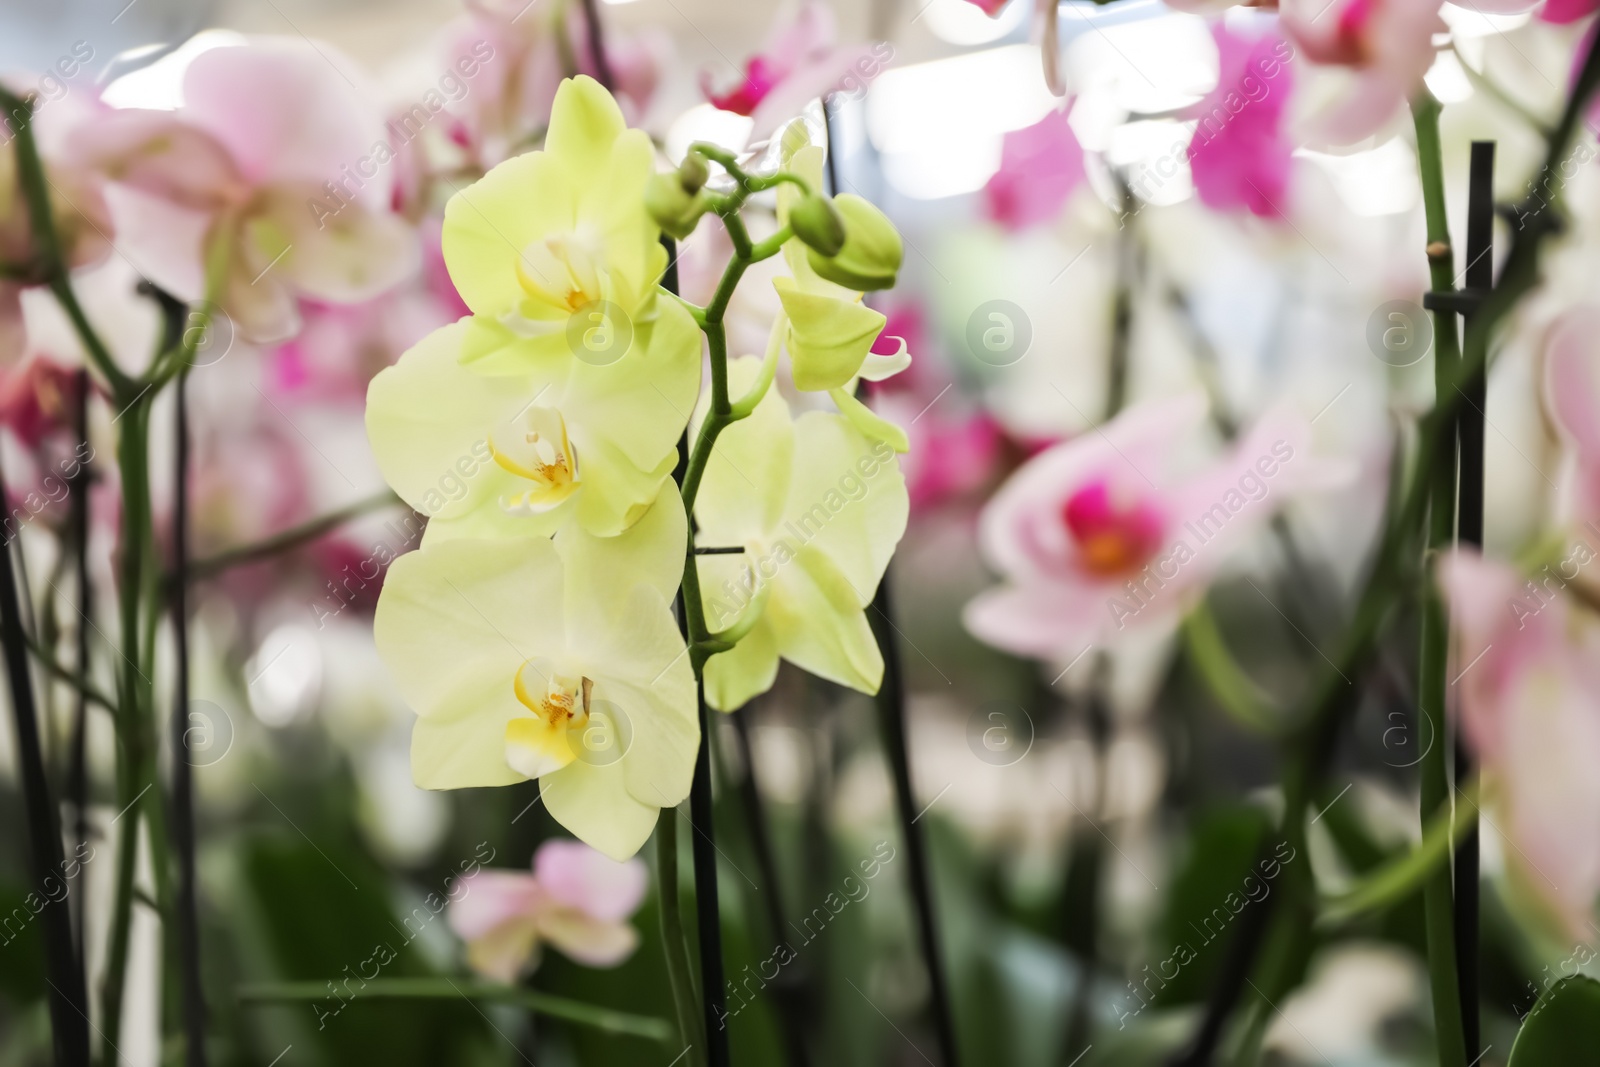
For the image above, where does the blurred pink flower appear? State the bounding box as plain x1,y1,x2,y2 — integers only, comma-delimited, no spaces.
71,37,418,344
0,96,113,357
982,105,1086,231
867,303,1004,510
1545,305,1600,528
700,1,884,139
441,0,665,169
1281,0,1446,143
963,0,1011,12
1187,24,1295,218
965,394,1344,660
1438,549,1600,941
266,221,464,404
449,839,648,983
0,356,86,449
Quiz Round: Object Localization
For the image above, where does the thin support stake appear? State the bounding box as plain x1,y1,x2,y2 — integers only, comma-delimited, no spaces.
869,574,960,1066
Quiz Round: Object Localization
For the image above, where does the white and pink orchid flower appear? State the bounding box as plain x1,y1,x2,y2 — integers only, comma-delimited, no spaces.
71,37,417,344
701,1,884,140
964,394,1346,662
1187,23,1296,218
1438,549,1600,941
982,105,1086,231
448,839,649,983
1280,0,1447,144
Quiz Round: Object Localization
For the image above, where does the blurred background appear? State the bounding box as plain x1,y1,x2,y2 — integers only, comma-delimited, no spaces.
0,0,1593,1064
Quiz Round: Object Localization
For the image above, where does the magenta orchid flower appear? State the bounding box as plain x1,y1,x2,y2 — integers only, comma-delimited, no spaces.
965,394,1345,661
1281,0,1446,144
982,105,1086,231
448,839,649,983
701,1,883,140
72,37,418,344
1437,549,1600,941
1187,23,1296,218
1542,0,1600,22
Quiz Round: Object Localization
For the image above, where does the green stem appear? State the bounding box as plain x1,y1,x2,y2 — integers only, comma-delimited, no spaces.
236,978,675,1042
1413,87,1469,1067
654,809,704,1063
1182,603,1281,734
1322,782,1480,925
184,490,403,583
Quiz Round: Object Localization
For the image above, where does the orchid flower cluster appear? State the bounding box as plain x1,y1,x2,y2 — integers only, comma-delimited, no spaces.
366,75,909,861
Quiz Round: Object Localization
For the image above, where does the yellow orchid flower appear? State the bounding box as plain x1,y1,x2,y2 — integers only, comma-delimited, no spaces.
365,300,700,541
373,486,696,861
442,75,668,375
693,357,909,710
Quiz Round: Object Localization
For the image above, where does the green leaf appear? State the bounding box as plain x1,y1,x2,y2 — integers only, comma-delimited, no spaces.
237,978,673,1042
1508,975,1600,1065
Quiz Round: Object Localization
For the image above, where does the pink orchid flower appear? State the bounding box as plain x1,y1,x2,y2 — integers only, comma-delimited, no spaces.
449,839,649,983
700,1,885,140
71,37,418,344
1187,23,1296,218
1281,0,1447,144
1437,549,1600,941
983,105,1086,231
962,0,1011,13
965,394,1344,661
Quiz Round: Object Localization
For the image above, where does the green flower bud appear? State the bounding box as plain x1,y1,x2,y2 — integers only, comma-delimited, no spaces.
788,194,846,257
806,194,902,291
678,152,711,194
644,172,705,240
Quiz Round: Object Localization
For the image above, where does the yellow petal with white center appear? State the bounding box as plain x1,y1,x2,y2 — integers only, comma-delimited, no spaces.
374,537,566,789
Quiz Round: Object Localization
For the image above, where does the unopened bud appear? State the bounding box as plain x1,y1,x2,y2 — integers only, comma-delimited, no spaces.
806,195,902,291
645,172,705,240
788,194,846,257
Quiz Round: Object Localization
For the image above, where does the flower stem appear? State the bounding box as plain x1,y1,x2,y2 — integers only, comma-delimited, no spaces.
867,576,962,1067
0,441,90,1065
170,361,210,1067
237,978,676,1041
688,683,731,1067
653,809,705,1063
183,489,404,583
729,708,812,1067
